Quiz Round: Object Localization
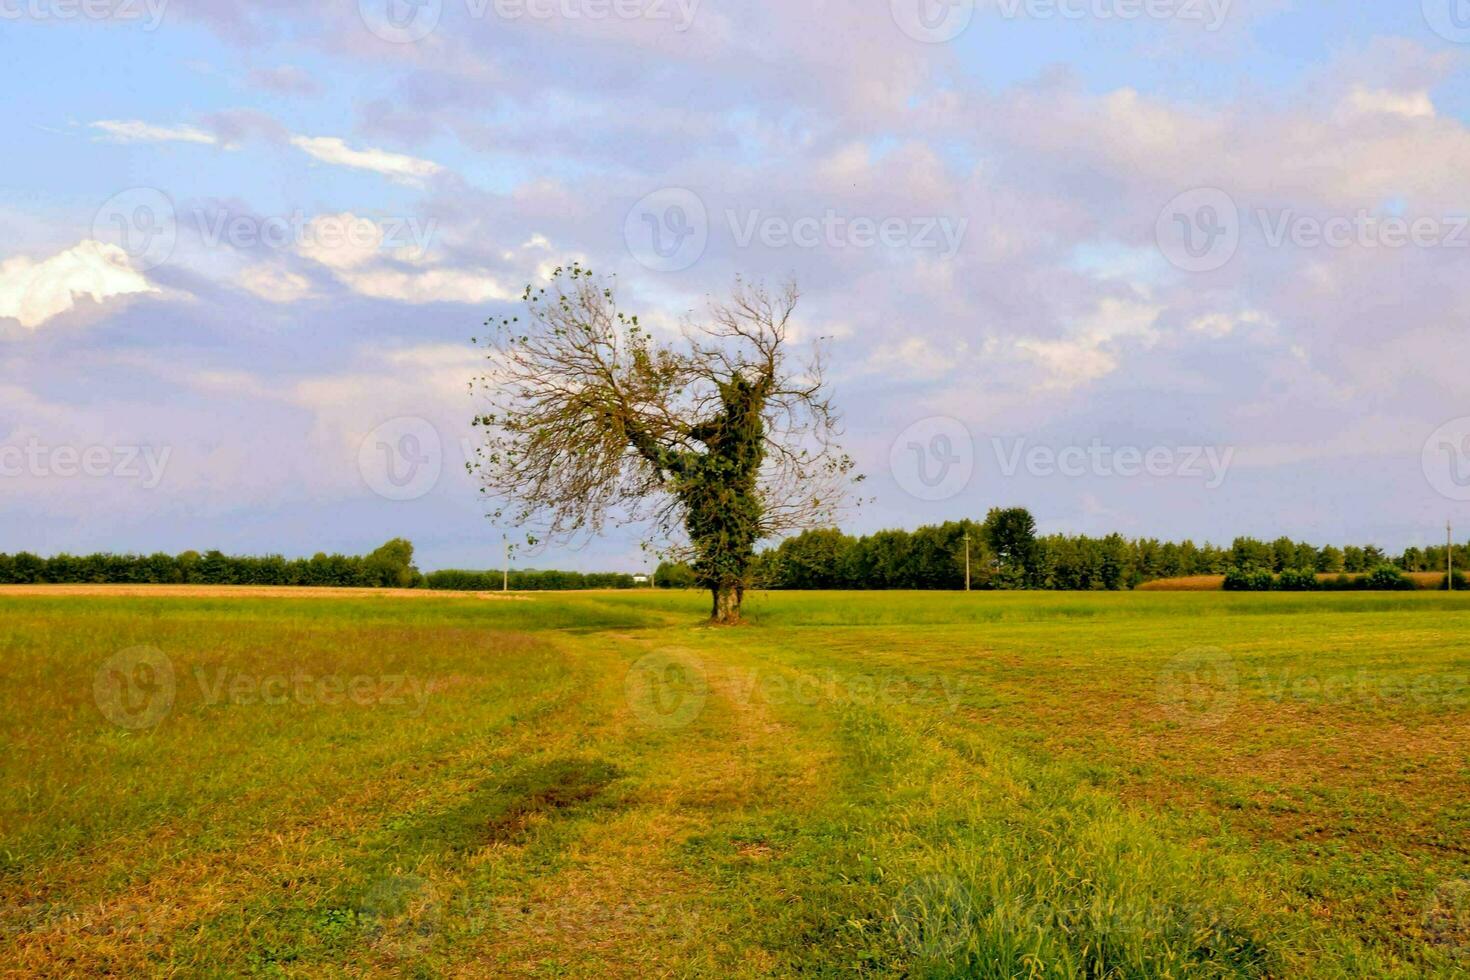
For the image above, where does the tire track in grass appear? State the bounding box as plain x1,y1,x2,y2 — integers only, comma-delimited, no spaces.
439,628,844,978
3,630,609,975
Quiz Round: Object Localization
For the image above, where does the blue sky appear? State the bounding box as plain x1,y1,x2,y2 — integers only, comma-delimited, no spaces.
5,1,1470,572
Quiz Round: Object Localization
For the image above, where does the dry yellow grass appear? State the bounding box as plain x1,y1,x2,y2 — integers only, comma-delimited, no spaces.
1140,572,1449,591
2,589,1465,976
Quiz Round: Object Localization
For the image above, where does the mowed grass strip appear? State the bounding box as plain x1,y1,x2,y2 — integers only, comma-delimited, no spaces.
1,590,1467,976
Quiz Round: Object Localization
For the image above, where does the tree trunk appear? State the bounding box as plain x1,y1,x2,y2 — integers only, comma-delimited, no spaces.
710,585,742,624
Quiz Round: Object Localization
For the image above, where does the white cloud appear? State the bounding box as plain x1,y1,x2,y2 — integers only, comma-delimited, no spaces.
295,213,390,270
0,241,156,330
861,336,965,381
1188,309,1275,339
1340,88,1436,120
293,213,536,305
289,135,443,185
238,264,312,303
1018,297,1162,391
335,266,515,305
90,120,219,145
1015,338,1120,391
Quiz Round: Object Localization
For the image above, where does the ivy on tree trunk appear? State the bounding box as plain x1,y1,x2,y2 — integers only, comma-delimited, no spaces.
470,265,858,624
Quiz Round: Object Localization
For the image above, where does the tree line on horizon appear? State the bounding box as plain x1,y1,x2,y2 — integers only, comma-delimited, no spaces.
0,540,644,592
4,509,1461,593
0,540,425,589
0,542,646,593
656,508,1466,592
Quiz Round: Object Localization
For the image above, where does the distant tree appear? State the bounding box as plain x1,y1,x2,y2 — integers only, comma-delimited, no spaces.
1231,537,1272,572
364,538,420,588
1291,541,1318,572
1316,545,1344,574
12,552,43,583
654,560,697,589
197,550,231,585
769,528,853,589
909,521,979,590
848,529,914,589
1270,537,1296,573
1366,564,1412,591
983,507,1038,588
1100,533,1130,590
471,266,856,623
1399,546,1426,572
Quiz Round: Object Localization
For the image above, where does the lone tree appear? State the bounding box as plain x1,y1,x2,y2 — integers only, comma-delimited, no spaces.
470,265,856,623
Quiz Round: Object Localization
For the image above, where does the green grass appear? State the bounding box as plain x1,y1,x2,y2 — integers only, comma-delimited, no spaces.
1,589,1467,976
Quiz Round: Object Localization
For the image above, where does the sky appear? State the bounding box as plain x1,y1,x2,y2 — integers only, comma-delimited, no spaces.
4,0,1470,572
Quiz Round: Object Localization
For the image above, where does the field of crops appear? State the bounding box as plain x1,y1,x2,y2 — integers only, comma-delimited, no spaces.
2,589,1467,976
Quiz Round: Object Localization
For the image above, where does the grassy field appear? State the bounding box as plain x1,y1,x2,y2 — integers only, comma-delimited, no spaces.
1,589,1467,977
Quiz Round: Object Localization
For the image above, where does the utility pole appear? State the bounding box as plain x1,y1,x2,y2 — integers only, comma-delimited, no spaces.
1449,521,1454,592
502,536,510,592
962,531,972,592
